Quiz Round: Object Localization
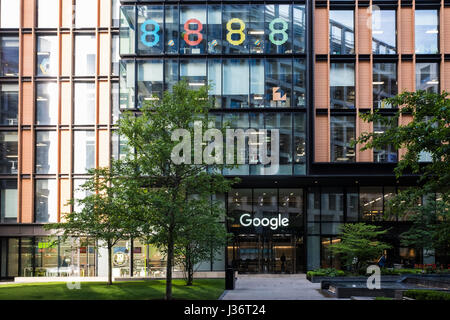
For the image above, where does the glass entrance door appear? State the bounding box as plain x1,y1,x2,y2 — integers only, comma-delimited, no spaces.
229,234,304,274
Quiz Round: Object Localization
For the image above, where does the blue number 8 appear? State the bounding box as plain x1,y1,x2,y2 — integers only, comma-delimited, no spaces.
140,20,160,47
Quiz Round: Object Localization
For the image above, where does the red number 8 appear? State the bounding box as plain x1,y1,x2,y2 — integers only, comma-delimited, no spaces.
184,19,203,46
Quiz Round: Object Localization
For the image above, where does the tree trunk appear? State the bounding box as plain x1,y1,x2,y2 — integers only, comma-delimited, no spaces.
165,228,174,300
186,246,193,286
108,242,113,285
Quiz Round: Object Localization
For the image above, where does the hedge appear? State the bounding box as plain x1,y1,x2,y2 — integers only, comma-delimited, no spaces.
404,290,450,301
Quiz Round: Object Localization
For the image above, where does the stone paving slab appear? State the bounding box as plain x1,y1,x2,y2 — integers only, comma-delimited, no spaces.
220,274,343,300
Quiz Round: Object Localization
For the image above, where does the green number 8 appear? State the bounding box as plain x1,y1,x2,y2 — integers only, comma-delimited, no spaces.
269,18,288,46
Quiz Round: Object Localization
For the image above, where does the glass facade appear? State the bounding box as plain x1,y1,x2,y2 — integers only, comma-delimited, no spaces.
36,82,58,125
372,10,396,54
0,36,19,76
329,10,354,55
36,36,58,76
0,180,17,223
415,10,439,54
373,63,397,109
0,131,18,174
35,131,58,174
373,116,397,163
73,131,95,174
0,83,18,125
330,116,355,162
35,179,57,223
330,63,355,109
416,62,439,93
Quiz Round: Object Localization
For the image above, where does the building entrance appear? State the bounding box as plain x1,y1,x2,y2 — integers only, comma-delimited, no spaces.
228,234,304,274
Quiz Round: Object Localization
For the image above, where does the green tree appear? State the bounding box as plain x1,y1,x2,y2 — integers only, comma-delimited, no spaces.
354,90,450,263
173,197,228,286
118,80,237,300
329,223,391,272
45,163,138,285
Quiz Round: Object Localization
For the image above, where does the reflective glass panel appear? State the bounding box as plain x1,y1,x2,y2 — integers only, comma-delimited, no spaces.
74,83,96,125
416,63,439,93
37,0,59,28
415,10,439,54
330,116,355,162
329,10,354,54
35,180,57,223
0,83,18,125
330,63,355,109
373,63,397,108
0,131,17,174
372,10,396,54
73,131,95,173
0,37,19,76
0,180,17,223
37,36,58,76
74,35,96,76
36,131,57,174
36,83,58,125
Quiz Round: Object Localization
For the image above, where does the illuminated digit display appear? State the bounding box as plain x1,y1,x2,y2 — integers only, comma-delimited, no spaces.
183,18,203,46
140,19,160,47
138,17,290,48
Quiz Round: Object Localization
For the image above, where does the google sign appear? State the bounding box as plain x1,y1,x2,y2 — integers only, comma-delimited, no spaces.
239,213,289,230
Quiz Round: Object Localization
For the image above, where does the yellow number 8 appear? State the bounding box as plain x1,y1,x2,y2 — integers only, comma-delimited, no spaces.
226,18,246,46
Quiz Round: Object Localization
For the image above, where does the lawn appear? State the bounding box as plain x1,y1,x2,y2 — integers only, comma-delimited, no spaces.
0,279,224,300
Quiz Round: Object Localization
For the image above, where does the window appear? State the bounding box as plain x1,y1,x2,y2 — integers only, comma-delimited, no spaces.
0,0,19,28
37,0,59,28
265,5,292,54
330,116,355,162
37,36,58,76
74,83,95,125
0,131,18,174
415,10,439,54
35,131,57,174
293,113,306,174
329,10,354,54
75,0,97,28
112,0,120,27
137,6,164,55
111,35,119,76
111,82,119,124
0,180,17,223
35,180,57,223
373,63,397,108
416,63,439,93
119,60,135,109
165,5,179,54
222,5,248,54
0,37,19,76
0,83,18,125
373,116,397,163
73,131,95,173
293,59,306,108
137,60,163,107
74,35,96,76
180,59,206,89
330,63,355,109
265,59,292,108
120,6,136,55
372,10,396,54
321,188,344,222
222,59,249,109
36,83,58,125
180,5,206,54
360,187,383,222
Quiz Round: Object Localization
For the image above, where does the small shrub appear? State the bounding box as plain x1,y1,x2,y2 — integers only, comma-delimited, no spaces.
307,268,345,278
404,290,450,301
375,297,393,300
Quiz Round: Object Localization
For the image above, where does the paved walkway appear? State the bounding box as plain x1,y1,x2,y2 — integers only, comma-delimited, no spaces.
220,274,341,300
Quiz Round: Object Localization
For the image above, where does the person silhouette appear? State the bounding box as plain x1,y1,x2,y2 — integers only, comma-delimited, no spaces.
280,253,286,273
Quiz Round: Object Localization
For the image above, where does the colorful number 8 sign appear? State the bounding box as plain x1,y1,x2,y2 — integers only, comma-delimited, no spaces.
226,18,246,46
140,20,160,47
269,18,289,46
184,19,203,46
